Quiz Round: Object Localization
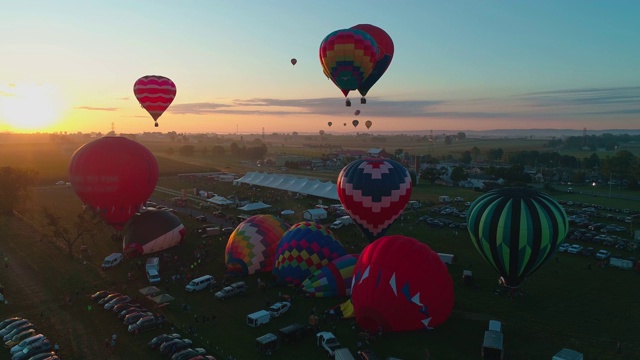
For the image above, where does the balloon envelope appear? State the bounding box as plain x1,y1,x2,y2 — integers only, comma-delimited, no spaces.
354,110,361,116
225,215,290,275
133,75,177,127
273,222,348,286
351,24,394,97
352,120,359,128
337,159,412,242
365,120,372,129
68,137,159,230
319,29,379,97
291,58,297,66
301,254,358,297
466,187,569,288
328,122,333,127
351,235,454,332
123,209,185,256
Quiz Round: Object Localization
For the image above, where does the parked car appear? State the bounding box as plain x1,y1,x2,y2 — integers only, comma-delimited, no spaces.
595,250,611,260
4,329,37,348
277,323,308,344
98,293,122,305
3,323,36,342
124,312,153,326
90,290,114,301
0,318,22,333
268,302,291,318
581,247,595,256
112,302,141,314
149,333,181,350
104,295,132,310
11,339,51,360
0,319,30,338
214,281,247,300
357,349,380,360
567,244,584,254
10,334,46,355
159,339,192,356
117,306,146,320
171,347,206,360
128,315,166,333
557,243,571,253
23,352,57,360
316,332,341,357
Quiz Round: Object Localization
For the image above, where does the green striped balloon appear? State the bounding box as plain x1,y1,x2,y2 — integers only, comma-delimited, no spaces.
466,187,568,288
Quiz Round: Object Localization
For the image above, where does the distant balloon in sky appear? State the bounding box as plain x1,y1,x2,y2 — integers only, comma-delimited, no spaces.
343,123,347,127
365,120,372,129
319,28,379,106
351,24,394,102
328,122,333,127
352,119,359,128
354,109,361,116
291,58,297,66
133,75,177,127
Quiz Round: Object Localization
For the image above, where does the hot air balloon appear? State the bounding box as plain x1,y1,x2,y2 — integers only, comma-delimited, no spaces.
122,209,186,256
319,28,378,107
466,187,569,288
351,235,454,332
354,110,361,116
273,222,347,286
337,159,412,242
68,137,159,231
225,215,290,275
352,120,359,128
365,120,372,129
328,122,333,127
301,254,358,297
343,123,347,126
351,24,394,104
291,58,297,66
133,75,177,127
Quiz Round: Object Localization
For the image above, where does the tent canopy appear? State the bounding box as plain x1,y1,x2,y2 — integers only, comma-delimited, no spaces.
207,195,234,205
237,201,272,211
139,286,161,296
234,172,339,201
150,293,175,304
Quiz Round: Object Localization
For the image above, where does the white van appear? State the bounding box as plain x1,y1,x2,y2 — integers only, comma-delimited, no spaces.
247,310,271,327
334,348,356,360
102,253,123,269
185,275,216,292
438,253,456,265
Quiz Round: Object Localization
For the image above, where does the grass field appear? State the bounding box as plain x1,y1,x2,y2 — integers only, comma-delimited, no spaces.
2,136,640,359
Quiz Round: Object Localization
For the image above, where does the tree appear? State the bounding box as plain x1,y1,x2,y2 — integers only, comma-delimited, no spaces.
42,207,104,257
211,145,225,155
456,132,466,140
471,146,481,161
394,148,404,157
450,166,468,182
0,167,39,214
460,151,472,164
178,145,196,156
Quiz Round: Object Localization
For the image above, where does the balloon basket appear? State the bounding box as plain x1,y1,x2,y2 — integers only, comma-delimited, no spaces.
360,97,367,104
154,122,158,127
345,99,352,107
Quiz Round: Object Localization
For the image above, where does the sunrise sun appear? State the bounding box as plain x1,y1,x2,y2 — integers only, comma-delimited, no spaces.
0,83,64,131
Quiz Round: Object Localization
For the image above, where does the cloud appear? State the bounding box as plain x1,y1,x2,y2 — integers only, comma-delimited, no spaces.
75,106,118,111
0,91,14,97
516,86,640,108
117,96,131,101
169,102,234,115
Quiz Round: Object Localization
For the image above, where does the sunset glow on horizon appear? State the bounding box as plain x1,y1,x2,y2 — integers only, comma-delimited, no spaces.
1,1,639,134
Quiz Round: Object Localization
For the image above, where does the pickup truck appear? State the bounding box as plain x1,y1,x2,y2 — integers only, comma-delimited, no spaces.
316,331,341,357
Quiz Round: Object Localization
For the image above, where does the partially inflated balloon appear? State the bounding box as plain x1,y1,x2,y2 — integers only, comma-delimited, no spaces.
365,120,372,129
226,215,290,275
273,222,347,286
466,187,569,288
301,254,358,297
133,75,176,127
351,24,394,98
123,209,185,256
319,29,378,99
69,137,159,231
337,159,412,242
291,58,297,66
351,235,454,332
352,120,359,128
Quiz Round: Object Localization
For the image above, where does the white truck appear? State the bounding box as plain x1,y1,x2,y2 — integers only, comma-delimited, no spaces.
330,216,353,229
146,257,161,284
481,320,504,360
316,331,342,357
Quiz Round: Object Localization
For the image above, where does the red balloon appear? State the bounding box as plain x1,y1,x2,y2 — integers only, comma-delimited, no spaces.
351,235,454,332
133,75,176,127
291,58,297,66
68,137,159,230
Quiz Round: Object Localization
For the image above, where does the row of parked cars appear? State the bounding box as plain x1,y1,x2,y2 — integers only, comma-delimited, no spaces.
566,228,638,252
91,290,167,333
148,333,216,360
0,317,58,360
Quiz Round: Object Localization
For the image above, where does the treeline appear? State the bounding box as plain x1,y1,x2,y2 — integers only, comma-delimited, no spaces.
546,133,640,151
169,142,268,160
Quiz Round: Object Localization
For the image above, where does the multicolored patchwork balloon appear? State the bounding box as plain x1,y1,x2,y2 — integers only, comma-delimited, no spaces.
351,235,454,332
319,29,378,99
273,222,347,286
301,254,358,297
466,187,569,288
337,159,412,242
133,75,177,127
225,215,290,275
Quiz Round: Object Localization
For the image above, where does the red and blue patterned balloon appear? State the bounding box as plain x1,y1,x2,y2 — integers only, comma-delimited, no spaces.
337,159,412,242
273,222,347,286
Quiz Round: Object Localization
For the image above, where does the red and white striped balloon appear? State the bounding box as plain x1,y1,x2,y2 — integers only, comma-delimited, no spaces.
133,75,176,127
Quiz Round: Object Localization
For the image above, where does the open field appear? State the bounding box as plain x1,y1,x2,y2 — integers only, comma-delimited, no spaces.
2,136,640,359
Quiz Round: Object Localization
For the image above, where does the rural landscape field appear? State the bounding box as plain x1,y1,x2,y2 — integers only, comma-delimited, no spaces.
1,132,639,360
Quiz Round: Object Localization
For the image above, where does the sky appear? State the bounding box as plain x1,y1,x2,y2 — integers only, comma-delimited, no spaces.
0,0,639,134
